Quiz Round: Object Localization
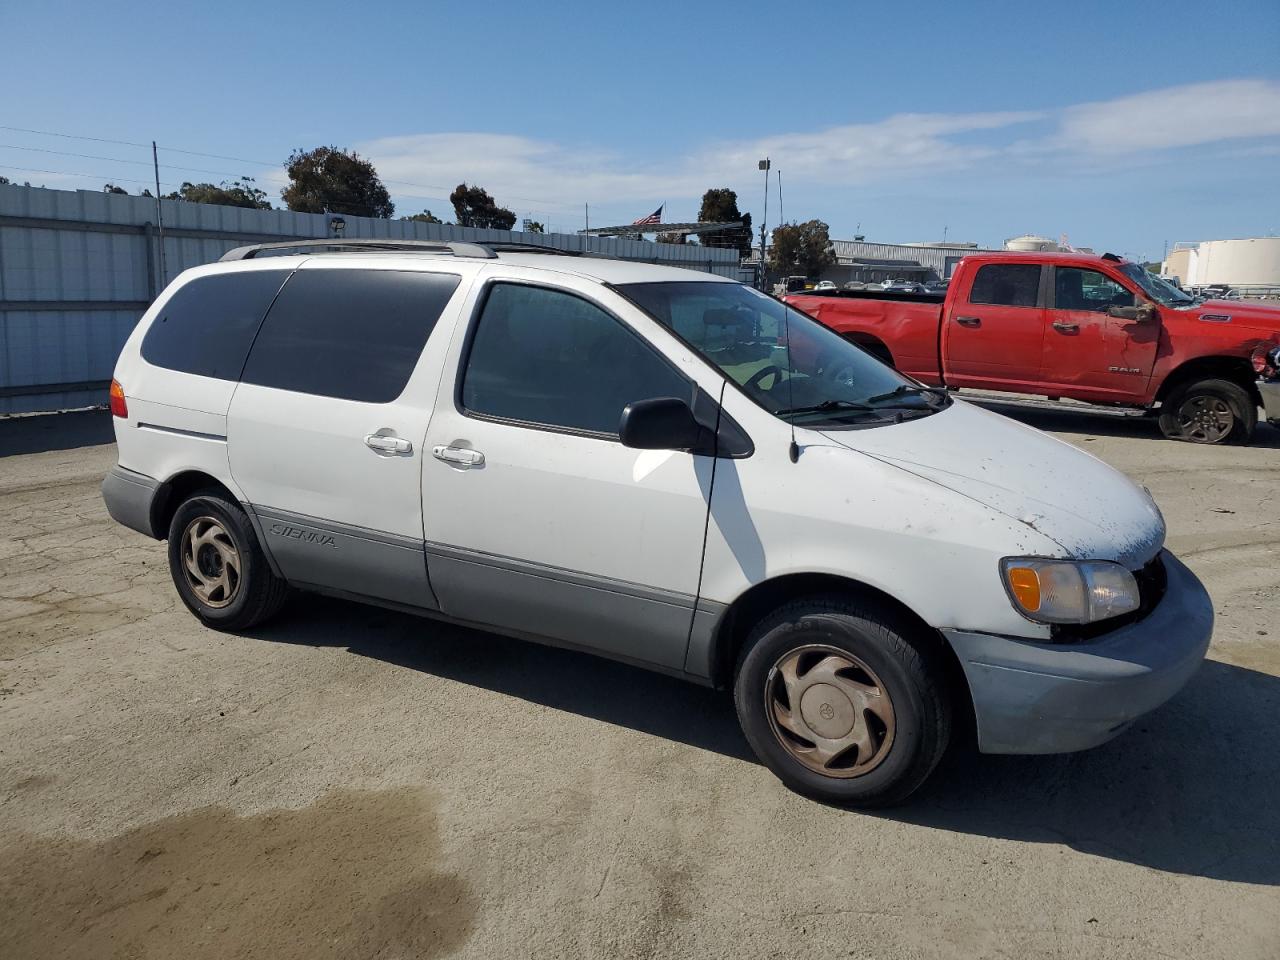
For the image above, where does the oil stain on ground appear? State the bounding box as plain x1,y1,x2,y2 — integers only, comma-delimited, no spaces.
0,787,475,960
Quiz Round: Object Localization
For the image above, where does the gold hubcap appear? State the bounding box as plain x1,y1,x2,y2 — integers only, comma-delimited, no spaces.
765,644,895,778
180,517,241,608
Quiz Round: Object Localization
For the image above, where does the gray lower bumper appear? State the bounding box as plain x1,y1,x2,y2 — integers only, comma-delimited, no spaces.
944,551,1213,755
1259,378,1280,424
101,465,161,539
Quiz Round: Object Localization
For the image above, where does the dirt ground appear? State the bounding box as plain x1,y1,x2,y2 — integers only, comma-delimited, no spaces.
1,407,1278,960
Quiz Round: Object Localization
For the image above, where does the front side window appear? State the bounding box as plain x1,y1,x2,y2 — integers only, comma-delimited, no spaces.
1055,268,1134,313
968,264,1041,307
617,281,947,429
142,270,289,380
461,283,691,435
241,269,460,402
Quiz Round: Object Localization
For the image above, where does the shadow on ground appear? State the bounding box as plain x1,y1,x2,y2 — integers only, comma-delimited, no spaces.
0,409,114,456
254,594,1280,887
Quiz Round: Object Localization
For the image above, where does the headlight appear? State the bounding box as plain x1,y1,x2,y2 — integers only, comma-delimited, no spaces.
1000,558,1140,624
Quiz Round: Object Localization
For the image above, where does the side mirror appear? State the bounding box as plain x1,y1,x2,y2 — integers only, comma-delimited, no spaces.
619,397,705,452
1107,302,1159,322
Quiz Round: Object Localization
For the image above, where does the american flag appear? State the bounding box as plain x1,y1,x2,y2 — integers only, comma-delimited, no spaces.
632,205,663,226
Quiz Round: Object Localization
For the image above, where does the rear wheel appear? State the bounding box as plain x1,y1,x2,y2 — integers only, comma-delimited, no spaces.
167,492,289,630
1158,378,1256,444
734,595,952,807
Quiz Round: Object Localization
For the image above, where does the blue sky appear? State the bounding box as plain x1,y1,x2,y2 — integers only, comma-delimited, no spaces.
2,0,1278,260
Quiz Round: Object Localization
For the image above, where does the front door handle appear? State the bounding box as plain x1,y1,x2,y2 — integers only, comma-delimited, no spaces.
1052,321,1079,333
955,315,981,328
433,445,485,467
365,433,413,455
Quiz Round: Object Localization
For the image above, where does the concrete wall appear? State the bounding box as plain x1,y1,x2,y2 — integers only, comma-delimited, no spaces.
0,183,740,414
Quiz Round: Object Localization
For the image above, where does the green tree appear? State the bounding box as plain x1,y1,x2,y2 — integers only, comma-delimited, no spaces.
164,177,271,209
282,146,394,218
769,220,836,278
103,183,128,194
0,175,12,185
449,183,516,230
696,188,753,257
403,209,444,223
656,231,687,245
524,221,545,233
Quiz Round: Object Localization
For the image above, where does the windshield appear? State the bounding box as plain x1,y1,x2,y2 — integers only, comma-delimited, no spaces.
615,281,948,427
1118,263,1196,307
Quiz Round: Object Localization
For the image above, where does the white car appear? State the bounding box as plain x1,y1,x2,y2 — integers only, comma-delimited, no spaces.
102,239,1212,805
813,280,837,292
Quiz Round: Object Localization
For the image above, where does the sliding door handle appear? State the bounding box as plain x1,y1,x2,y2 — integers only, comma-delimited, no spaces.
433,445,485,467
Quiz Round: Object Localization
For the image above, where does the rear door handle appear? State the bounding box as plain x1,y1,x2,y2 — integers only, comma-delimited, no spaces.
955,316,981,328
1052,321,1079,333
364,433,413,455
433,445,485,467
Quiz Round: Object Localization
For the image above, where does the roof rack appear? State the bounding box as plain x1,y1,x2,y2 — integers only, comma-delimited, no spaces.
219,239,498,262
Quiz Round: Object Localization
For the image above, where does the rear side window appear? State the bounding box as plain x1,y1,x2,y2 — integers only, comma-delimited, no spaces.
141,270,289,379
461,283,690,435
241,269,461,402
968,264,1041,307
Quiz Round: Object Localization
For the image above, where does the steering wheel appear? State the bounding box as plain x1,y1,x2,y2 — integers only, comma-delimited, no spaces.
745,365,784,392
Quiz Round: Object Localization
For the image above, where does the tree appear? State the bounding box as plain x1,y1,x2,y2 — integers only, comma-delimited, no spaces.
0,175,11,185
163,177,271,209
282,146,394,218
769,220,836,278
403,209,444,223
656,231,687,245
103,183,128,194
449,183,516,230
524,221,544,234
696,188,753,258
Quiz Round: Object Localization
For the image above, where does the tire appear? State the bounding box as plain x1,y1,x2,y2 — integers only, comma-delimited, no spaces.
734,595,952,807
167,491,289,631
1158,378,1256,444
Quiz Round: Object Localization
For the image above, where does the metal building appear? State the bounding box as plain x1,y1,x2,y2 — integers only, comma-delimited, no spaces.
0,184,741,414
823,239,1000,285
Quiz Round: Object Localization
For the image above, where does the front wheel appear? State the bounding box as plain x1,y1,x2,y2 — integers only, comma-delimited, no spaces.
1158,378,1256,444
734,595,952,807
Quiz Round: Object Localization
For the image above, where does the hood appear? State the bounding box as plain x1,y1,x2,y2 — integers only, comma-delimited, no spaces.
1193,299,1280,332
820,401,1165,568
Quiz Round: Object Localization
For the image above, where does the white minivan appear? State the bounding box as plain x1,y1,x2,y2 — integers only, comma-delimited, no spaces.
102,240,1213,805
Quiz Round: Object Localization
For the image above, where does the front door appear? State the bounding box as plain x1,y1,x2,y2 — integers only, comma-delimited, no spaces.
227,264,467,608
421,271,717,670
943,261,1047,392
1040,265,1160,402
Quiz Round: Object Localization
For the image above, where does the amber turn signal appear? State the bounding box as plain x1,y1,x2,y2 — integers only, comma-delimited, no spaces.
1005,566,1041,612
109,378,128,418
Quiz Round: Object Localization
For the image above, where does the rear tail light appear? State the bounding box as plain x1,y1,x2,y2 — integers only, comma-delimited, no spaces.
109,379,128,418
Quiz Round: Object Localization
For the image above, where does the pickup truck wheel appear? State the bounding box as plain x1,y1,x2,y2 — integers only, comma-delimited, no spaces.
167,492,289,631
1158,378,1256,444
734,596,951,807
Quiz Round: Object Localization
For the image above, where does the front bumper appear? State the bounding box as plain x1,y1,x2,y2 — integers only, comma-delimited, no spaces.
101,465,161,539
1259,377,1280,424
943,550,1212,754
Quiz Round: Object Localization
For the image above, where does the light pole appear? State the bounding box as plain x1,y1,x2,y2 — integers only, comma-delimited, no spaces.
758,158,771,289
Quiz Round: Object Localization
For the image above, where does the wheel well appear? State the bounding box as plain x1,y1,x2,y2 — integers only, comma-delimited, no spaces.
842,333,894,367
150,471,237,540
708,573,974,735
1155,356,1261,408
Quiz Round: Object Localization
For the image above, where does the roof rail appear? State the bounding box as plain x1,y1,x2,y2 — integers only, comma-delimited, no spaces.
219,239,498,262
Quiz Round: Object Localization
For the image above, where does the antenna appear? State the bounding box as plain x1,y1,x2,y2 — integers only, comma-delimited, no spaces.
782,301,799,463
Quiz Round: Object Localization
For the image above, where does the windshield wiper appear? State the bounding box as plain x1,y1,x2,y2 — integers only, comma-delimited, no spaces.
774,399,876,417
865,384,948,405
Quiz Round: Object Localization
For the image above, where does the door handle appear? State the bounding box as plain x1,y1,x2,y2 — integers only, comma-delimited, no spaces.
364,433,413,455
955,316,981,328
433,445,485,467
1052,321,1079,333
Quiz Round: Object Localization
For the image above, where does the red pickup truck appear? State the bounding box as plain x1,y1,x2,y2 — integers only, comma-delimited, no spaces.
785,252,1280,444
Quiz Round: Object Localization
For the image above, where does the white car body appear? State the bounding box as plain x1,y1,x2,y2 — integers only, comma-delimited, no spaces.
103,245,1212,763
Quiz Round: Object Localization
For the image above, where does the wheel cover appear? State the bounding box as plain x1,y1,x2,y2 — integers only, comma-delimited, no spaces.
1177,395,1234,443
764,643,896,779
180,516,242,608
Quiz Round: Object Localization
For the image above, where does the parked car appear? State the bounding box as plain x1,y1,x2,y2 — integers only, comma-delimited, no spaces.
842,281,867,291
813,280,837,292
103,239,1212,806
786,251,1280,444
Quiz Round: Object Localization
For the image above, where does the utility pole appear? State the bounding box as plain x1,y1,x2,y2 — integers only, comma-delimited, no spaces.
584,203,589,234
151,141,167,288
758,158,771,289
777,169,783,234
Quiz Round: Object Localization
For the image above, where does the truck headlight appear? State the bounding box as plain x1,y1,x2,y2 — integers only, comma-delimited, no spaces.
1000,558,1140,624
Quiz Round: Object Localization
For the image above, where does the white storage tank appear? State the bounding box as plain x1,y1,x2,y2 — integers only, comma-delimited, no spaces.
1004,234,1059,252
1194,238,1280,286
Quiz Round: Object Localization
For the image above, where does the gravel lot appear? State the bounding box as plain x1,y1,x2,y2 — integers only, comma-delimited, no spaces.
2,407,1278,960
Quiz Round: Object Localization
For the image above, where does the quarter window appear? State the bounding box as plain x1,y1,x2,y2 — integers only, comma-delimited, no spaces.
240,269,460,402
141,270,289,380
968,264,1041,307
461,283,691,435
1055,268,1135,313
